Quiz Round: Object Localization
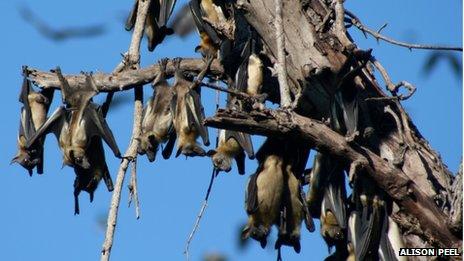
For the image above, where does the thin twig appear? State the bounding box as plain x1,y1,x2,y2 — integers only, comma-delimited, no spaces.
384,105,405,145
345,10,463,52
273,0,291,108
201,82,249,99
188,56,214,91
128,159,141,219
184,168,217,260
100,0,150,260
370,57,416,100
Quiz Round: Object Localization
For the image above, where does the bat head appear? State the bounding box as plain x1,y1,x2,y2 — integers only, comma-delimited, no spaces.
210,151,232,172
70,148,90,169
321,210,345,247
138,133,160,162
241,224,268,249
11,151,39,176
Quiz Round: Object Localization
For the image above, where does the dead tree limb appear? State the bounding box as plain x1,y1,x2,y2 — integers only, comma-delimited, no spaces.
100,0,151,260
204,108,462,249
345,10,463,52
273,0,292,107
25,59,224,92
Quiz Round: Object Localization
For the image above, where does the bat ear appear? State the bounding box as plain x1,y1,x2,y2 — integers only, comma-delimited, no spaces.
164,27,174,36
206,149,217,157
10,156,20,165
241,225,251,240
175,148,182,158
293,241,301,253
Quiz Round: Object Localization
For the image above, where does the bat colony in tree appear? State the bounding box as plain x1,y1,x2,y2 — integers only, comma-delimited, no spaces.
13,0,462,260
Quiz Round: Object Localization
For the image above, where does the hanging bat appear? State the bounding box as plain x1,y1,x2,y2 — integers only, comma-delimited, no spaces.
275,165,304,253
12,67,54,176
242,138,285,248
331,87,359,138
139,59,176,161
275,142,312,253
347,176,385,261
320,162,347,250
125,0,177,51
171,58,209,157
207,128,254,174
73,137,114,215
189,0,223,58
235,32,263,97
379,215,406,261
26,69,120,169
305,152,348,254
207,91,254,174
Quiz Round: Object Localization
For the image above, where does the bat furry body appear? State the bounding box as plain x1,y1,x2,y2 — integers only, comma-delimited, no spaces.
171,58,209,157
125,0,177,51
12,68,54,175
139,59,175,161
27,69,120,214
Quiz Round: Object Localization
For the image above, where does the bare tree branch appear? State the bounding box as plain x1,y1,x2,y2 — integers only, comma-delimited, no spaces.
128,159,141,219
184,169,217,261
25,59,224,92
204,108,461,249
370,57,416,100
273,0,291,108
345,10,463,52
100,1,151,260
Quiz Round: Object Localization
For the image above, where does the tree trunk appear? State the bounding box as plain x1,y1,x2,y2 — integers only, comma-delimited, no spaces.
232,0,459,250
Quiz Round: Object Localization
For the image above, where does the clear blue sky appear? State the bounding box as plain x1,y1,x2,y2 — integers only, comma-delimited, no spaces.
0,1,461,261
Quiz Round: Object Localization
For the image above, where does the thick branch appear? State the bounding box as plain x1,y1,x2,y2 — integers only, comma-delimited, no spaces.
273,0,291,107
26,59,224,92
204,109,461,249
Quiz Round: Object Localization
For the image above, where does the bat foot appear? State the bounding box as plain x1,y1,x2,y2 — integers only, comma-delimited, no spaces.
275,234,301,253
252,102,265,111
242,224,268,248
345,131,359,143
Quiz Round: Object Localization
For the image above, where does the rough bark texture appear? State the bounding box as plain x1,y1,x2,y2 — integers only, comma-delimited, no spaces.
232,0,458,250
205,109,460,249
20,0,460,254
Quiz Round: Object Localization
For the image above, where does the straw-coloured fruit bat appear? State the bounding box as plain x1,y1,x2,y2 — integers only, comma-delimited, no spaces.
242,138,285,248
125,0,177,51
189,0,223,58
379,216,406,261
27,102,121,167
275,164,305,253
242,138,311,250
320,169,347,249
305,153,347,256
171,58,209,157
331,87,358,137
12,67,54,176
73,137,114,215
139,59,175,161
207,128,254,174
275,143,312,253
27,69,120,169
347,176,386,261
26,70,120,214
235,31,263,97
